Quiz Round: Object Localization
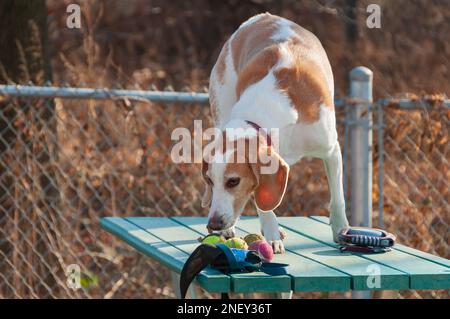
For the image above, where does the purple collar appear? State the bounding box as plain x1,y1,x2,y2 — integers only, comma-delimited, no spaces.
245,120,272,147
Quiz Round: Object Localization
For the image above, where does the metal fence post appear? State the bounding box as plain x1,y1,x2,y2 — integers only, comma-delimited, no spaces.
349,66,373,228
377,101,384,228
349,67,373,299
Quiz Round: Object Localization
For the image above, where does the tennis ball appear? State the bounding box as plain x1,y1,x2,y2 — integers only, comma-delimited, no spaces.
225,237,248,249
200,234,226,245
243,233,265,246
249,240,274,262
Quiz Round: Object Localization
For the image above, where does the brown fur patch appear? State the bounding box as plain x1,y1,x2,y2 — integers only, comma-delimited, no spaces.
223,135,289,212
274,41,333,123
231,13,279,72
231,13,281,97
230,14,333,123
235,45,280,98
224,160,257,213
289,23,322,50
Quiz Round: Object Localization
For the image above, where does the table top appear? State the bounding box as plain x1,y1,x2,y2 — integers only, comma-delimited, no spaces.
100,216,450,293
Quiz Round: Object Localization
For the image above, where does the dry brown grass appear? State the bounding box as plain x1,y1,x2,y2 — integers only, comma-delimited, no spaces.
0,0,448,299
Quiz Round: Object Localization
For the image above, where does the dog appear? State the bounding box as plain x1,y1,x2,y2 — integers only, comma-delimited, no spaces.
202,13,349,253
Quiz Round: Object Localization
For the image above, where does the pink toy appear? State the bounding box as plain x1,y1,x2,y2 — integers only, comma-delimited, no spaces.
248,240,274,262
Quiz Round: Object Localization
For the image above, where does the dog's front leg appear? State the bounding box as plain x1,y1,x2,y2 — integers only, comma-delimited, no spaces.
257,209,286,253
323,142,349,242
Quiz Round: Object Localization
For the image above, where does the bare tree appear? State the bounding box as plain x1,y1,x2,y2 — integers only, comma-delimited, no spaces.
0,0,59,297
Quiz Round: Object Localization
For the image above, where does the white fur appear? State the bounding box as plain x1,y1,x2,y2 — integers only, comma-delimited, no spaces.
230,72,298,129
258,209,285,253
207,14,349,251
237,13,267,31
206,149,241,230
211,41,238,129
271,17,299,42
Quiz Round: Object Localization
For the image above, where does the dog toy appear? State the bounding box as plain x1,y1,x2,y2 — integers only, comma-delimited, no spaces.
225,237,248,250
243,233,265,246
248,240,274,262
338,227,396,253
198,234,226,245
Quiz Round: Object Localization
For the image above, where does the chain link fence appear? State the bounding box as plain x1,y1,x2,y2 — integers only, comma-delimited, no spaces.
0,84,448,298
374,99,449,299
0,85,214,298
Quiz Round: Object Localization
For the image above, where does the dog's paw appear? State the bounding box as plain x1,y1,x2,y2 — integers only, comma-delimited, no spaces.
218,227,235,239
269,239,285,254
279,227,287,240
330,218,349,243
262,227,286,254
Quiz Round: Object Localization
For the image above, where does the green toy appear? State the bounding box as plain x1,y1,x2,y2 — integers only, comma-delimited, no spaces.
198,234,226,245
243,233,265,246
225,237,248,249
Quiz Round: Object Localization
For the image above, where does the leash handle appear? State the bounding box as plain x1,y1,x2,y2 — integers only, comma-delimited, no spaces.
215,244,239,272
338,227,396,254
339,245,391,253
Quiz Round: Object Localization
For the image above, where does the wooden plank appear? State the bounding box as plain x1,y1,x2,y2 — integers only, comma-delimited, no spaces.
309,215,332,225
310,216,450,269
127,217,291,293
100,217,182,272
173,216,351,292
392,246,450,269
100,217,230,292
279,217,450,290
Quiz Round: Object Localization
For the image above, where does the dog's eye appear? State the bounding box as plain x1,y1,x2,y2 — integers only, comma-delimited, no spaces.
225,177,240,188
206,176,213,186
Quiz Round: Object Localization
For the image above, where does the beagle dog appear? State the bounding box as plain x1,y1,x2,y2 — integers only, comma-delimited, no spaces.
202,13,349,253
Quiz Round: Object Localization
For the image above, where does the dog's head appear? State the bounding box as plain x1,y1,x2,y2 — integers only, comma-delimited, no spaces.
201,131,289,232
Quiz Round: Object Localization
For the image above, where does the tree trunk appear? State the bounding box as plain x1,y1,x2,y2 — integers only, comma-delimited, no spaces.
0,0,60,298
344,0,359,50
0,0,52,83
343,0,359,86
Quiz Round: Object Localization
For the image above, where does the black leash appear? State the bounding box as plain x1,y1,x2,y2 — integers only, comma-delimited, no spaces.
338,227,396,253
179,244,288,299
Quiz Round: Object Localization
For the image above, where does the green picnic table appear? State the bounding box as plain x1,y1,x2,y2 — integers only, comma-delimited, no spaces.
100,216,450,298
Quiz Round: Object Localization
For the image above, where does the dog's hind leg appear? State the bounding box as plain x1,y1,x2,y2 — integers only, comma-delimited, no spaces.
322,142,349,242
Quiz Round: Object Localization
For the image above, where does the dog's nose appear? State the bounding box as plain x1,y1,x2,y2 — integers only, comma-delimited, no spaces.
207,215,224,232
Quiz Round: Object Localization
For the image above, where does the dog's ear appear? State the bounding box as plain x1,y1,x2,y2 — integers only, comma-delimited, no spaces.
201,184,212,208
250,146,289,212
201,159,212,207
202,184,212,207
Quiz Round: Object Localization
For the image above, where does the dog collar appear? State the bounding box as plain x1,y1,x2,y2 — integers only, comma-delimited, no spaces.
245,120,272,147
